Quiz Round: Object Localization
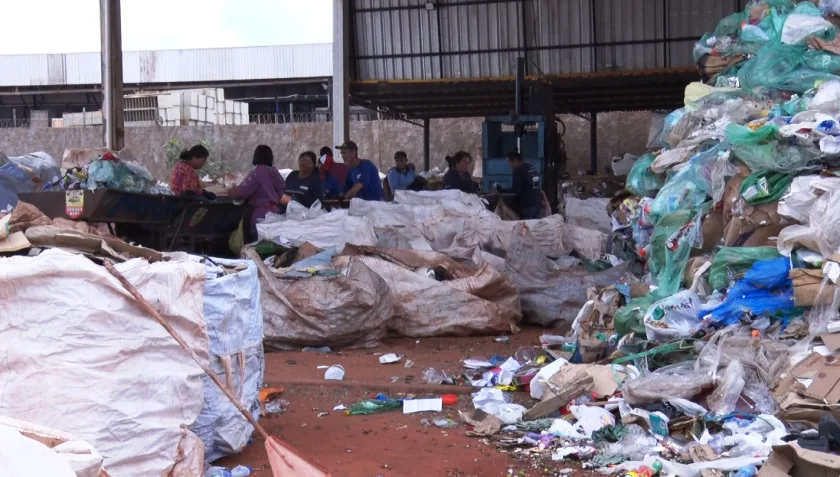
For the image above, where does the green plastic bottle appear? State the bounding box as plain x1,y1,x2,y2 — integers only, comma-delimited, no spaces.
345,399,402,416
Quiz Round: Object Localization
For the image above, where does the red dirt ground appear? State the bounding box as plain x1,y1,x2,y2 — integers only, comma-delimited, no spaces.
219,329,599,477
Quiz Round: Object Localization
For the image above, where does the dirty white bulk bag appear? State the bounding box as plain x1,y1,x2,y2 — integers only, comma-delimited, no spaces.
563,196,612,235
247,248,394,350
0,426,77,477
393,189,496,218
256,209,376,250
0,249,208,477
0,416,105,477
506,222,629,327
189,257,264,463
335,248,521,337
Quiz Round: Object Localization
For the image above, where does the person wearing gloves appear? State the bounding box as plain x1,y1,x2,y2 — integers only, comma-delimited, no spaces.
497,149,541,220
281,151,323,210
442,151,479,194
229,145,286,244
339,141,384,201
170,144,216,199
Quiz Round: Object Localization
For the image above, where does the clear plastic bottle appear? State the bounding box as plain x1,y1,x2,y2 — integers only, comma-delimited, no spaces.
230,465,251,477
204,467,231,477
732,465,757,477
422,367,446,384
345,399,402,416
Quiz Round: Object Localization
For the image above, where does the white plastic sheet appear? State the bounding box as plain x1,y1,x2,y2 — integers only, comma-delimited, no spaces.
0,249,207,477
189,257,264,463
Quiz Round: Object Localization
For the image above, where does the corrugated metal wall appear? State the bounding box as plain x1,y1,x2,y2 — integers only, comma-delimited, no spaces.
0,44,332,87
352,0,746,81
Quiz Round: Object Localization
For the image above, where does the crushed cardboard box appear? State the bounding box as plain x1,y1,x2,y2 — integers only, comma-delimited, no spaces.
758,442,840,477
791,268,840,307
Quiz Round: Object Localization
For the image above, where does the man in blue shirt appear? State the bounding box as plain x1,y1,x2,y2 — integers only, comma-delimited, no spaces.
386,151,416,192
339,141,385,201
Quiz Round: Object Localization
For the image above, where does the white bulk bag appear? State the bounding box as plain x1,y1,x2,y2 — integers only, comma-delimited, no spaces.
0,249,208,477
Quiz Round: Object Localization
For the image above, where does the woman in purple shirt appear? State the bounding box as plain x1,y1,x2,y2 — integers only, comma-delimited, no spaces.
229,145,286,243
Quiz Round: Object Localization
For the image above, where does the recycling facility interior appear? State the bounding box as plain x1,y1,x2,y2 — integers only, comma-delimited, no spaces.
11,1,840,477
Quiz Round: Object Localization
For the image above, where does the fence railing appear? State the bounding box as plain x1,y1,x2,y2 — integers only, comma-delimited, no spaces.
0,118,31,129
0,110,387,128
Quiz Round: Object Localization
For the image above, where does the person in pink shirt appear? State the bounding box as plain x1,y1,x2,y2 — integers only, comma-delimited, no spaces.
229,145,286,243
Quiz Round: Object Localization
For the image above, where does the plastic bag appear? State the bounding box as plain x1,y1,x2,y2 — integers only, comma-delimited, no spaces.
615,295,654,338
728,122,819,173
708,360,746,416
622,361,714,405
649,207,708,296
738,43,840,95
701,258,796,327
7,152,60,186
650,160,710,219
570,405,615,438
548,419,587,440
600,424,659,462
708,247,782,291
781,8,834,45
739,171,794,205
626,153,664,197
643,290,705,341
823,0,840,15
666,398,708,417
86,158,154,193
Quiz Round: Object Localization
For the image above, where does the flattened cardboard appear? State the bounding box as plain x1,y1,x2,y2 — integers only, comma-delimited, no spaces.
547,364,625,399
756,446,794,477
758,443,840,477
792,268,840,307
790,353,840,403
0,231,30,253
822,333,840,353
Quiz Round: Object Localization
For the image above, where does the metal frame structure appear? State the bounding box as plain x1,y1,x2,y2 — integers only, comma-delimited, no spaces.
333,0,748,171
345,0,748,118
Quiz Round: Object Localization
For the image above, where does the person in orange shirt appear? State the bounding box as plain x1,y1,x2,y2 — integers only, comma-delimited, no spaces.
170,145,214,198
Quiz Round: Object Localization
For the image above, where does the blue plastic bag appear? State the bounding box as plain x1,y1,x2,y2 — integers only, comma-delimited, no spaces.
700,258,795,327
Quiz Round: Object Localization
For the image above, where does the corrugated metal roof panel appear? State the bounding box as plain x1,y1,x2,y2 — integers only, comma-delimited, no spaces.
0,44,332,87
0,55,51,86
350,0,745,81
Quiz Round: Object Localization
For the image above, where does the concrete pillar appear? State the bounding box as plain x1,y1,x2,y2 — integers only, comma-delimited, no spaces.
423,118,430,172
100,0,125,150
332,0,350,147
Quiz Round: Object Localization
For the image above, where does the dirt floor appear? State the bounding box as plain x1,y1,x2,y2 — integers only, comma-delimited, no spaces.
220,329,599,477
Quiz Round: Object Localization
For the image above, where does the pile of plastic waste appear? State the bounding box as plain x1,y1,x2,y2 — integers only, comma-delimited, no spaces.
45,150,164,194
443,0,840,474
325,2,840,475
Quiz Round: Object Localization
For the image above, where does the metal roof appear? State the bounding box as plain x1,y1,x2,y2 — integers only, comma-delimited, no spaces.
348,0,747,117
351,68,697,118
350,0,744,81
0,44,332,87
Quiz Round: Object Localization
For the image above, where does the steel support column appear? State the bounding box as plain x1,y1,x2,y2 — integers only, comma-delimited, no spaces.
332,0,351,148
423,118,430,172
589,112,598,173
100,0,125,150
